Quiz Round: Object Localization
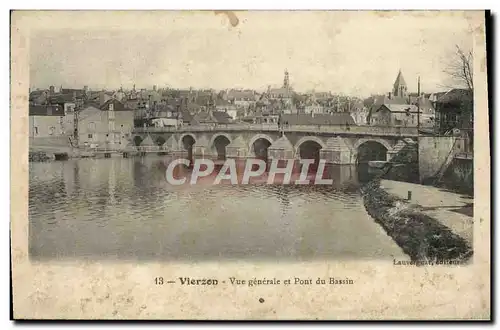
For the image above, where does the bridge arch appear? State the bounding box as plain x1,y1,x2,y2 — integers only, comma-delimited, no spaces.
353,138,391,163
209,133,232,150
294,136,326,170
179,133,196,162
294,136,327,157
133,135,144,146
353,138,392,152
209,133,232,160
178,133,197,149
248,134,274,158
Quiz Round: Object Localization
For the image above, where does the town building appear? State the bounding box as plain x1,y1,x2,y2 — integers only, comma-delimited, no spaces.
432,88,473,134
303,98,328,115
222,89,258,108
76,99,134,149
29,104,66,138
149,104,182,128
214,99,239,120
369,104,419,127
260,70,296,112
350,107,369,125
190,110,233,126
366,70,436,127
242,114,279,124
29,89,50,105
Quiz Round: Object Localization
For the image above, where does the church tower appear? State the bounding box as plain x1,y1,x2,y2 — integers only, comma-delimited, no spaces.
392,69,408,98
283,69,290,89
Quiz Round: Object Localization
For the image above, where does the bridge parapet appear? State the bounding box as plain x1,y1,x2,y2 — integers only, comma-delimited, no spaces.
133,123,279,133
282,125,418,137
133,124,419,137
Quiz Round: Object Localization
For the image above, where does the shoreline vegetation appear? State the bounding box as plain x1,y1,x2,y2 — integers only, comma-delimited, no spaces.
359,142,473,263
360,178,472,263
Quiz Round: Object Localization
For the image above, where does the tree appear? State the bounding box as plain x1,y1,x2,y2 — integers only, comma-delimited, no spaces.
442,45,474,147
444,45,473,92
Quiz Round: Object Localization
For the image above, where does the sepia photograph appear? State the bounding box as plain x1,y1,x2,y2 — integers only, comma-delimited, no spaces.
11,9,490,320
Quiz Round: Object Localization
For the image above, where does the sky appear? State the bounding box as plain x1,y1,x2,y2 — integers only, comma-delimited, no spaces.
27,11,478,97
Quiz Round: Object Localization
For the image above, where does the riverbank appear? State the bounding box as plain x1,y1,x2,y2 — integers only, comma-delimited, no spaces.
360,178,473,264
381,180,473,246
28,149,144,162
29,151,55,162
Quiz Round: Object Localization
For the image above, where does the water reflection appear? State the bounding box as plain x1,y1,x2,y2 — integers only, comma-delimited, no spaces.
29,156,408,261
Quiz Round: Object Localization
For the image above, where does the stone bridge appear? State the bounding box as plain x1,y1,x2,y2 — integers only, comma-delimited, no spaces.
132,124,420,165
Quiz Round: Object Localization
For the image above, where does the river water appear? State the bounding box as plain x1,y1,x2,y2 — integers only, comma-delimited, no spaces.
29,156,408,261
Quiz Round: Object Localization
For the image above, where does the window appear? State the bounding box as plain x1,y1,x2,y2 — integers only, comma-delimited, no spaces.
49,126,56,135
34,127,38,135
109,103,114,111
88,134,93,139
109,121,115,131
88,122,96,131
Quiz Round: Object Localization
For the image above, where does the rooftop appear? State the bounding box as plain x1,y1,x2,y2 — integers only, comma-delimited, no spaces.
29,104,64,116
435,88,473,104
393,70,407,88
377,104,419,113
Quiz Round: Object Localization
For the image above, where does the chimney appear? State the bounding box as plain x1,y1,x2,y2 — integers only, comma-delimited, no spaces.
153,85,157,92
49,86,55,95
99,91,105,105
388,92,392,100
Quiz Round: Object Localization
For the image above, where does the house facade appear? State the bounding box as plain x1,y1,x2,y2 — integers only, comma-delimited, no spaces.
304,100,327,115
215,99,239,120
150,105,182,128
350,107,369,125
369,104,434,128
433,88,473,134
29,104,66,138
77,99,134,149
223,89,258,108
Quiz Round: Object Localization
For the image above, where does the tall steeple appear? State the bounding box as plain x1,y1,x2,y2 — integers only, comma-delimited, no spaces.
392,69,407,98
283,69,290,89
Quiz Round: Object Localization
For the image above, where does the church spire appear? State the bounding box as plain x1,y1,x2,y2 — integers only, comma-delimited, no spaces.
283,69,290,89
393,69,407,98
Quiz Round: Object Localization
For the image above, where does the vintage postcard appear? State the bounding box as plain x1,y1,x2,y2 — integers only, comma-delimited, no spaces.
11,10,490,320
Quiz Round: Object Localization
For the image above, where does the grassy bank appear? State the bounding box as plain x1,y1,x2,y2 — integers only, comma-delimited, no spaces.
360,178,473,263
